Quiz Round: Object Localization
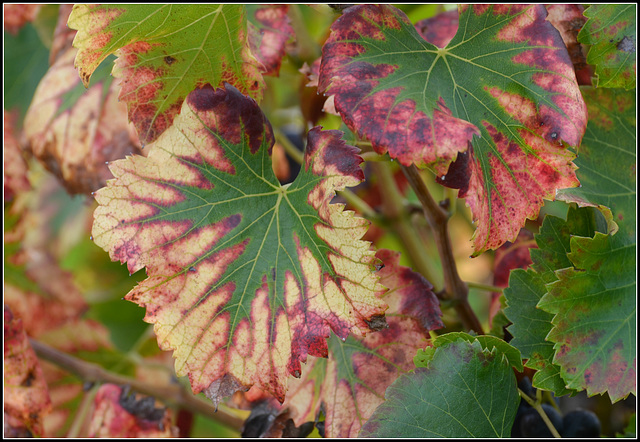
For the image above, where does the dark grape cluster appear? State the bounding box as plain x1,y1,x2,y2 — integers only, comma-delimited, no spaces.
511,378,601,438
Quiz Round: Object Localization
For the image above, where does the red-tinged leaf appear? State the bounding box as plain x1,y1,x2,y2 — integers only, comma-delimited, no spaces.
545,4,593,86
68,4,265,144
247,5,294,77
236,249,442,437
414,9,458,48
3,111,31,201
24,45,142,195
319,4,587,255
92,83,387,406
3,3,41,35
88,384,177,437
4,306,52,438
577,4,636,89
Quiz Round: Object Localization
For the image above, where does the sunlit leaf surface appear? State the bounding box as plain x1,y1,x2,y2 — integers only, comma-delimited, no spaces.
92,83,387,406
68,4,265,144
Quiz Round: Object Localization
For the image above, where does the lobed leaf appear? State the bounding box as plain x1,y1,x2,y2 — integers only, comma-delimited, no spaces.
92,83,387,406
540,88,636,402
359,340,519,438
319,4,587,255
539,232,636,402
577,4,636,89
557,88,636,240
504,207,598,396
68,4,265,144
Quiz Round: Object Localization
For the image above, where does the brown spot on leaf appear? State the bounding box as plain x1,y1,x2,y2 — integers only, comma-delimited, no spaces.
164,55,176,65
365,314,388,331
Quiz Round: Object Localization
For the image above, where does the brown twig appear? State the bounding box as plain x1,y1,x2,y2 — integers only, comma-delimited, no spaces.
29,339,244,432
401,164,484,334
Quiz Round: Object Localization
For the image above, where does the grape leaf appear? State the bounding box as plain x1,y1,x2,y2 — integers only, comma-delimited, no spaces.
545,4,593,86
504,207,599,396
247,5,294,77
577,4,636,89
92,83,387,406
68,4,265,144
417,332,524,372
4,306,52,438
557,88,636,240
319,4,587,255
359,339,519,438
539,88,636,402
24,46,142,195
234,248,442,437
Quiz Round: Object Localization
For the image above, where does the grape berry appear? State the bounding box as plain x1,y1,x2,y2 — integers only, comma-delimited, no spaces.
511,378,601,438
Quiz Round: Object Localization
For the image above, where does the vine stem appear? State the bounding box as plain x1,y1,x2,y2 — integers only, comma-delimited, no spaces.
373,161,437,285
30,339,244,432
401,164,484,335
518,388,562,438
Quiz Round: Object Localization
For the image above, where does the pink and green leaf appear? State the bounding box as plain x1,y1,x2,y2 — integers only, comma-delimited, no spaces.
319,4,587,255
577,4,636,89
247,5,294,77
232,248,442,437
68,4,265,144
91,83,387,406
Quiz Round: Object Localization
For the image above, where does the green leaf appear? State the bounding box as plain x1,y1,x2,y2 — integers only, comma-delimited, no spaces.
91,83,387,407
359,340,519,438
68,4,265,144
427,332,523,372
578,5,636,89
319,4,587,255
557,88,636,241
542,88,636,402
504,207,600,396
539,232,635,402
